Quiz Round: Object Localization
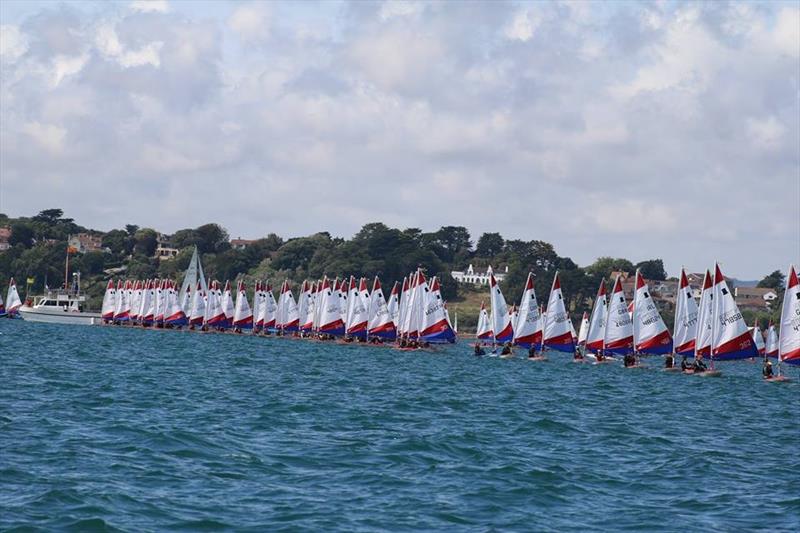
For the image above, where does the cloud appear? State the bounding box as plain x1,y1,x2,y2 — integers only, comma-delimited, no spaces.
0,1,797,279
130,1,170,14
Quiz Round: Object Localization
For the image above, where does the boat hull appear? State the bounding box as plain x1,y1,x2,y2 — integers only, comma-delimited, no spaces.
18,306,102,326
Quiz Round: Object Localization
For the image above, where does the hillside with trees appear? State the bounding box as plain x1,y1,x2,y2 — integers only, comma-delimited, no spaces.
0,209,785,332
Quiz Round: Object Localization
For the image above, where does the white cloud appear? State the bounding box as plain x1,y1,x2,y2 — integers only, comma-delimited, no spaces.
130,0,170,14
746,116,785,151
23,121,67,154
227,2,271,43
379,1,423,21
505,8,540,42
52,53,89,87
772,6,800,58
0,25,29,63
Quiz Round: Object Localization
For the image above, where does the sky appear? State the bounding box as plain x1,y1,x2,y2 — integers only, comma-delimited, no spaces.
0,0,798,279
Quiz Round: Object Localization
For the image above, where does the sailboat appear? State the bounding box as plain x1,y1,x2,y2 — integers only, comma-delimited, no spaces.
489,272,513,349
705,263,758,376
318,277,345,336
232,280,254,330
603,275,634,357
4,278,22,317
774,264,800,379
673,268,698,357
751,320,766,357
475,301,493,343
220,281,235,329
164,280,188,327
419,276,456,343
765,321,778,359
513,272,543,353
178,246,207,311
204,281,227,328
542,272,575,354
631,270,673,356
188,281,206,328
346,278,369,339
584,279,608,362
367,277,396,341
576,312,589,347
101,280,116,322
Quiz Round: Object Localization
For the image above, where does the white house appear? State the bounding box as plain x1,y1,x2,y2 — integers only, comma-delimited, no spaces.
451,264,507,286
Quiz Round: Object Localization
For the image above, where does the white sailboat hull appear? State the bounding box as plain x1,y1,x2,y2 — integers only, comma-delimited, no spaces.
18,306,102,326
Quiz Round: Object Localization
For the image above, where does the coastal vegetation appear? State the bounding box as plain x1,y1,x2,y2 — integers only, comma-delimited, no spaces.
0,209,785,332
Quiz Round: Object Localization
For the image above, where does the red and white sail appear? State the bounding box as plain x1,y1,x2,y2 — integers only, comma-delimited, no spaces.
673,268,698,355
347,278,369,337
603,275,633,355
401,271,424,338
204,281,226,326
420,276,455,343
397,276,409,336
577,312,589,346
164,281,188,325
779,264,800,365
368,277,396,339
386,281,400,331
296,281,310,332
694,270,714,357
189,281,206,325
300,281,315,332
283,281,300,331
585,279,607,352
513,272,542,349
751,320,765,356
101,280,116,320
543,272,574,352
5,278,22,315
318,277,345,335
632,270,673,354
711,263,757,359
476,301,493,340
141,280,155,323
129,280,141,321
113,280,129,320
263,282,278,330
155,280,168,323
217,281,233,327
232,280,253,329
765,321,778,358
489,273,513,343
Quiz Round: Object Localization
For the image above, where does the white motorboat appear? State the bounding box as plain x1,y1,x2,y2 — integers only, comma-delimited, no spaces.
18,290,102,325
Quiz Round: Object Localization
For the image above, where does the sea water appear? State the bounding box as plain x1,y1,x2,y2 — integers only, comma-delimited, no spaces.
1,320,798,532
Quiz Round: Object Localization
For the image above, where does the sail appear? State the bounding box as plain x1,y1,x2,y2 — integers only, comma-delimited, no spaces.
751,321,765,356
220,281,235,328
296,281,310,331
585,279,607,352
397,277,409,336
420,276,456,343
181,283,192,314
489,273,513,343
156,280,168,323
673,268,698,355
300,281,315,332
5,278,22,315
513,272,542,349
178,246,207,306
765,322,778,358
402,271,424,338
141,281,155,323
386,281,400,335
577,312,589,346
205,281,226,326
368,277,396,339
318,277,345,335
347,278,369,338
603,275,634,355
632,270,673,354
283,282,300,331
101,279,116,320
232,281,254,328
114,280,130,322
711,263,757,359
163,281,186,325
543,272,575,352
189,281,206,325
694,270,713,357
264,282,278,330
476,301,492,340
779,265,800,365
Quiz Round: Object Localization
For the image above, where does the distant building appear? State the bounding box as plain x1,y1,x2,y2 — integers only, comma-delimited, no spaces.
0,226,11,251
155,245,179,260
68,233,104,254
451,264,507,286
734,287,779,309
230,238,256,250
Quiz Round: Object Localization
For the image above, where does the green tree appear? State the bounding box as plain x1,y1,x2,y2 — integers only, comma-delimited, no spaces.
635,259,667,281
125,224,139,236
476,232,505,258
757,270,785,290
586,257,634,278
102,229,133,256
9,222,34,248
133,228,158,257
80,251,106,275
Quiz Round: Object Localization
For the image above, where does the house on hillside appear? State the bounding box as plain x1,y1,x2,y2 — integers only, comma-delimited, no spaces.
68,233,104,254
734,287,779,310
451,264,507,286
154,233,179,260
0,226,11,251
231,238,256,250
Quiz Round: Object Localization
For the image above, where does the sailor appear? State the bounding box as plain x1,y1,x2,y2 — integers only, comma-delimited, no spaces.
681,355,691,371
500,343,512,356
665,353,675,369
527,346,537,359
763,360,774,379
573,346,584,360
624,354,636,367
474,343,486,356
693,355,707,373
